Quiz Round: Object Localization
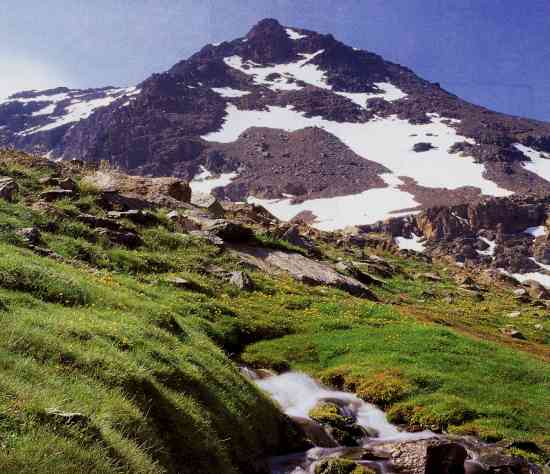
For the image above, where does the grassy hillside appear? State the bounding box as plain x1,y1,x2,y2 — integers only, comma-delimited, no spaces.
0,150,548,471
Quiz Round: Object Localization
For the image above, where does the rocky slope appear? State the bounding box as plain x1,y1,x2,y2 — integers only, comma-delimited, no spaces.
2,19,550,230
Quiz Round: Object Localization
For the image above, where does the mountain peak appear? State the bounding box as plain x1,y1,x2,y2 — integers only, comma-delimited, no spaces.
246,18,285,39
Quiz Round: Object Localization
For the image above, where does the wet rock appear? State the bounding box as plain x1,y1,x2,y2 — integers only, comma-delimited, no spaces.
229,271,255,290
39,189,74,202
0,177,18,202
475,451,531,474
376,438,467,474
314,458,374,474
308,402,367,448
292,417,339,448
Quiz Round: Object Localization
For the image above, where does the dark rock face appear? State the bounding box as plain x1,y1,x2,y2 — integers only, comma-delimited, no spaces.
2,18,550,214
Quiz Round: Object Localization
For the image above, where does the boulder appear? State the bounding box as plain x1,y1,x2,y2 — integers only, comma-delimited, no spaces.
277,224,319,254
16,227,43,246
415,206,471,241
82,171,191,208
308,401,367,448
413,142,436,152
500,326,526,339
191,192,225,218
202,220,254,242
166,211,202,232
375,438,467,474
96,228,143,249
474,451,531,474
335,261,382,286
524,280,550,300
39,189,74,202
231,246,377,299
0,177,18,202
314,458,374,474
77,213,123,231
164,277,204,292
228,271,255,290
292,416,339,448
107,210,159,226
57,178,78,191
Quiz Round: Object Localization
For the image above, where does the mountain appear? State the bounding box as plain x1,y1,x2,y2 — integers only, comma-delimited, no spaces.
2,18,550,232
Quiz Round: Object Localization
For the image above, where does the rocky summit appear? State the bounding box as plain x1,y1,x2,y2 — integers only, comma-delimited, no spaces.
0,17,549,474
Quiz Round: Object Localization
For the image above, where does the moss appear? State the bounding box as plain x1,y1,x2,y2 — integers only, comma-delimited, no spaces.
309,403,351,428
314,458,374,474
308,403,365,447
355,370,413,406
387,395,477,431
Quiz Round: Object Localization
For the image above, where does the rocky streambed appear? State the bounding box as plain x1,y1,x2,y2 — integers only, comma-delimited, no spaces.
243,369,543,474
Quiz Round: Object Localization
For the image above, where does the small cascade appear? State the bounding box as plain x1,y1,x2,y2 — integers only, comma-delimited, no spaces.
244,370,541,474
255,372,432,441
247,370,434,473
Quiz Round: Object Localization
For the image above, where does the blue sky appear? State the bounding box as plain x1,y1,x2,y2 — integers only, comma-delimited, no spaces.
1,0,549,120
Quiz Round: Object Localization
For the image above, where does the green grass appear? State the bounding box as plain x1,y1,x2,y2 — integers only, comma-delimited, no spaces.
241,295,549,454
0,241,301,473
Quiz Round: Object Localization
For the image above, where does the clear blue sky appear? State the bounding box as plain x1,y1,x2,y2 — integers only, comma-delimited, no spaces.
1,0,549,121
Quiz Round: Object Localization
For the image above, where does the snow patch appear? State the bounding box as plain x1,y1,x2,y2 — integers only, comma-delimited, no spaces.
477,237,496,257
211,87,251,98
200,96,512,228
1,91,69,105
335,82,407,109
285,28,308,40
515,143,550,183
224,50,327,91
511,271,550,288
524,225,546,238
395,233,426,252
32,103,57,116
248,178,419,231
203,104,512,195
190,169,238,194
18,87,138,135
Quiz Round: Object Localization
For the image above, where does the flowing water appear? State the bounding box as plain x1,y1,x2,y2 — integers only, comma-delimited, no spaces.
246,370,435,473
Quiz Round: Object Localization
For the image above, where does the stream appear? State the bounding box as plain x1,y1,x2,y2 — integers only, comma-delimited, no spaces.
243,370,543,474
244,369,434,473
